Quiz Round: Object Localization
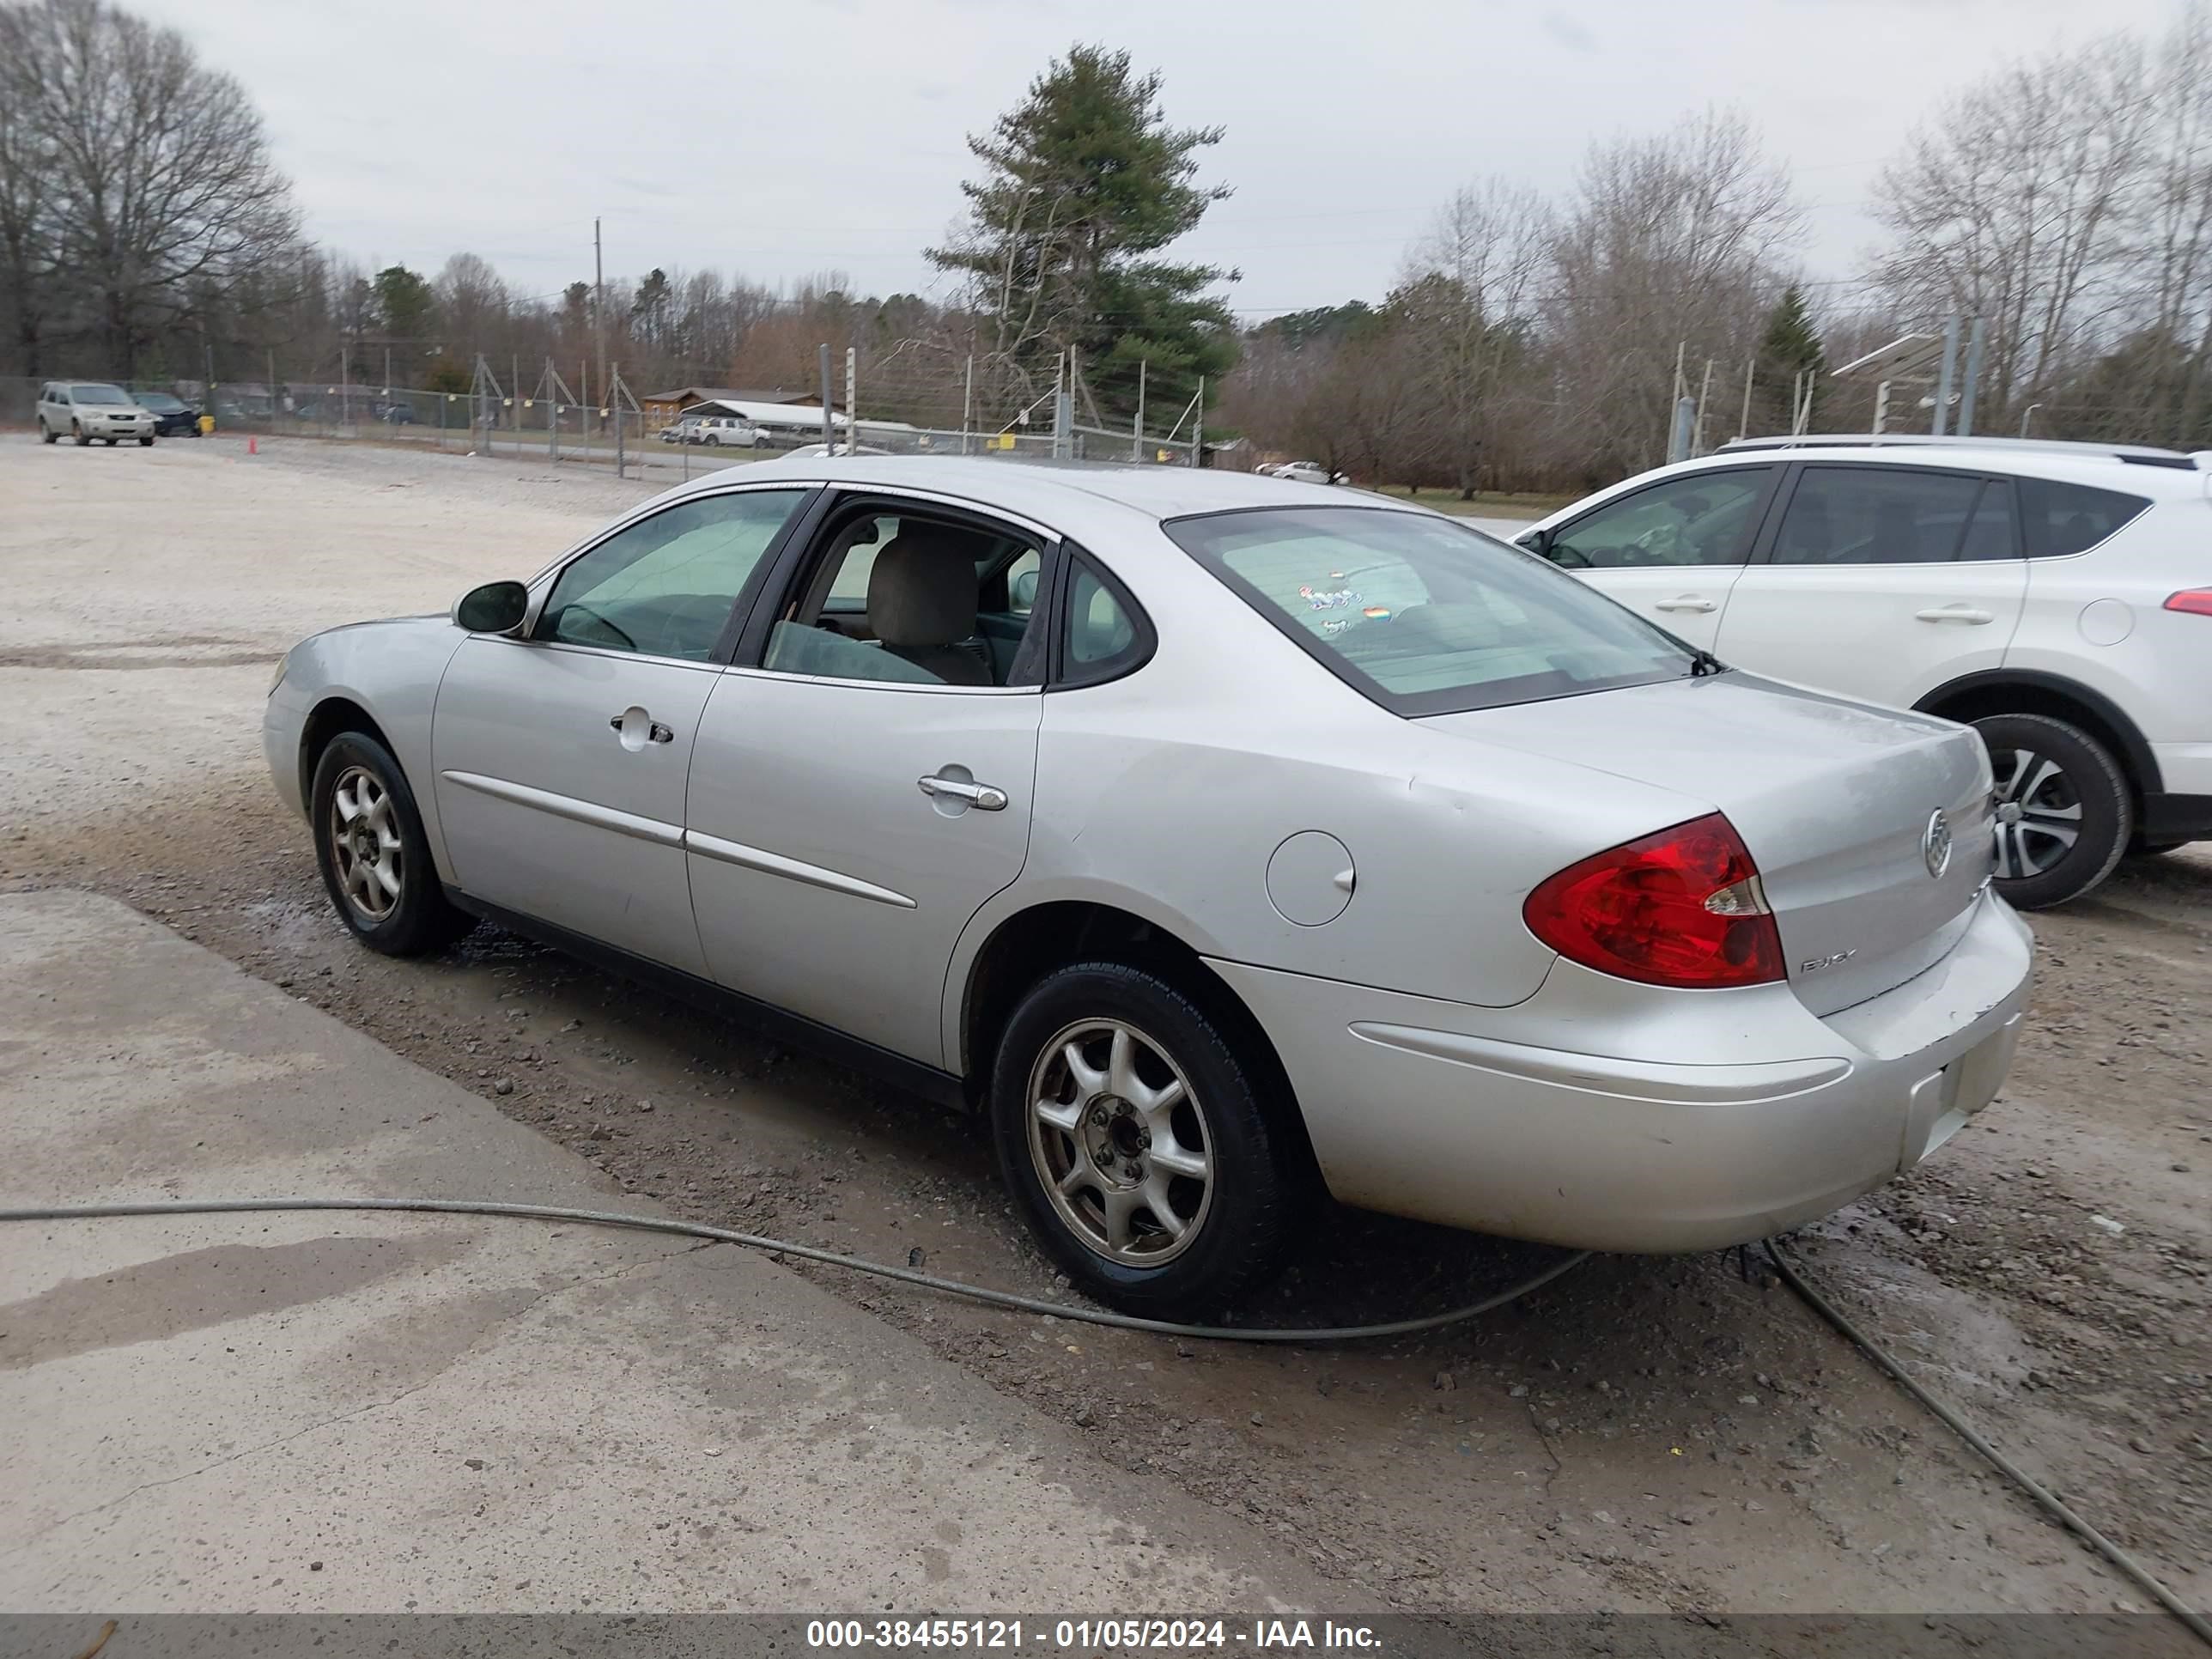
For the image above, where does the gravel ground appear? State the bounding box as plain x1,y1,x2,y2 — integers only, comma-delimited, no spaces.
3,434,2207,1622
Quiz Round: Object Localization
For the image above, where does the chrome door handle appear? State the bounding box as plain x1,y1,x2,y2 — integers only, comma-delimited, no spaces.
1915,605,1994,624
610,712,675,744
917,774,1009,811
1653,596,1716,613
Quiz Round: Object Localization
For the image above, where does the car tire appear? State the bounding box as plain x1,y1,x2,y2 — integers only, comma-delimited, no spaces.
138,434,154,447
72,422,90,447
40,421,56,444
1975,712,2131,908
310,731,477,957
989,961,1310,1319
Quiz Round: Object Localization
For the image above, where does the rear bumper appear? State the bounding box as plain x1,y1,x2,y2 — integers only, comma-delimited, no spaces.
2141,789,2212,844
1210,893,2033,1253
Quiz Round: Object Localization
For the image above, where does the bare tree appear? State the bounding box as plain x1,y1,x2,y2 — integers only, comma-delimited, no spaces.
0,5,56,372
1395,178,1548,495
1547,108,1805,477
1867,33,2151,416
8,0,301,375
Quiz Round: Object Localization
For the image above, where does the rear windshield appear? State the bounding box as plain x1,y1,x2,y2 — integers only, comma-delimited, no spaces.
135,392,184,410
1166,506,1699,715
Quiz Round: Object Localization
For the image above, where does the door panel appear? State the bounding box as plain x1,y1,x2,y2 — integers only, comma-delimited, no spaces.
1713,466,2027,707
433,639,718,975
686,674,1042,1063
1542,465,1775,649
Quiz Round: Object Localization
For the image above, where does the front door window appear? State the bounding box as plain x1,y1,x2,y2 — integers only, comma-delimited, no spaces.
538,488,808,660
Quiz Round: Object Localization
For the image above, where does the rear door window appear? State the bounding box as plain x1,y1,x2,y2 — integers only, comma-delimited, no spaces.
2016,477,2150,557
1768,466,1999,565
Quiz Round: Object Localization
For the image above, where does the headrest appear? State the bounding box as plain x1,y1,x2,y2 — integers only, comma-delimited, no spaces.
867,526,977,647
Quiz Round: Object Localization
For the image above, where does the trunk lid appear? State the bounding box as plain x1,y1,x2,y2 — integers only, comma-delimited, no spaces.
1421,673,1995,1018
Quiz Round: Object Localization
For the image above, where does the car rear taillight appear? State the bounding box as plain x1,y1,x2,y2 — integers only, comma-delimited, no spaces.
2164,588,2212,617
1523,813,1784,989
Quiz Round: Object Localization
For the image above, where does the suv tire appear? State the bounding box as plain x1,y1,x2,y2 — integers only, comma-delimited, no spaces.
1975,712,2131,908
990,961,1310,1319
71,421,90,447
310,731,478,957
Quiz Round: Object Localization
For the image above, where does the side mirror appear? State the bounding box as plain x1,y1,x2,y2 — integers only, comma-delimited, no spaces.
1515,527,1551,556
1011,568,1041,611
454,580,529,633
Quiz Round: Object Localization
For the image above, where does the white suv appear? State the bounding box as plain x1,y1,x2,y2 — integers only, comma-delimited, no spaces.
1517,436,2212,907
690,414,767,447
36,380,155,446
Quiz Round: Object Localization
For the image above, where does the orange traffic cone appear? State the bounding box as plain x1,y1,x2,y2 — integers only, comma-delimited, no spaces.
247,435,258,454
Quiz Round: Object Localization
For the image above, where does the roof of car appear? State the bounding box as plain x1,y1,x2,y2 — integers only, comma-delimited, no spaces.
663,455,1432,526
1634,441,2212,497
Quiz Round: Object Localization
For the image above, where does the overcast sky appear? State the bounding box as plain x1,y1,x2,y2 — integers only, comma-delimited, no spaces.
134,0,2183,322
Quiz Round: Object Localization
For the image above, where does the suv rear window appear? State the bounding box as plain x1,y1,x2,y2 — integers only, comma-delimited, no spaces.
2018,477,2149,557
1166,507,1698,715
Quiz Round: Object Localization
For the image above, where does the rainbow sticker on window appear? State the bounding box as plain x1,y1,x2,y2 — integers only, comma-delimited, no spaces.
1363,605,1392,619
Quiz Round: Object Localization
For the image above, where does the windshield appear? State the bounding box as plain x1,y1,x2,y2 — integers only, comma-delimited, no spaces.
70,383,132,405
134,392,184,410
1165,507,1700,715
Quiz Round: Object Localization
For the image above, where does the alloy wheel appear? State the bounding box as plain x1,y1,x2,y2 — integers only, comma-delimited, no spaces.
1027,1018,1214,1266
1991,745,2082,879
327,764,404,922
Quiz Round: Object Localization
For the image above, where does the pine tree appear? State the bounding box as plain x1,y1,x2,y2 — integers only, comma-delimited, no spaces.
929,45,1237,420
1757,284,1825,430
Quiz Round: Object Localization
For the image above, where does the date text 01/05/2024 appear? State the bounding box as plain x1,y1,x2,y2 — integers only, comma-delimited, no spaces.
803,1619,1383,1651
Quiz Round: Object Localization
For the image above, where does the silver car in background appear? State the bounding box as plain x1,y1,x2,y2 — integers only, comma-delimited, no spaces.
36,380,155,446
264,459,2032,1315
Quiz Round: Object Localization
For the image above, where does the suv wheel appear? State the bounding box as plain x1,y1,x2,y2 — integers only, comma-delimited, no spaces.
39,420,56,445
71,420,90,447
990,962,1310,1319
1975,712,2131,908
310,732,478,956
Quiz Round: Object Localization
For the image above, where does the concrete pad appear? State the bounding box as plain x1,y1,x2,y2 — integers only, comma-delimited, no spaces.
0,890,1325,1613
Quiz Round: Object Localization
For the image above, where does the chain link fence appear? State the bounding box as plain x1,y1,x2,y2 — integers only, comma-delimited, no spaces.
3,374,1201,475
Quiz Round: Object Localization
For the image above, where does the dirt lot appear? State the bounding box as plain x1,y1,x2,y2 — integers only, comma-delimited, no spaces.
3,434,2207,1620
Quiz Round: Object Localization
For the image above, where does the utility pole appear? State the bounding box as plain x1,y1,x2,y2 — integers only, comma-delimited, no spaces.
1737,356,1753,443
1190,375,1204,468
845,345,857,453
961,354,974,455
593,217,606,441
1693,357,1714,456
1133,358,1146,461
1931,313,1960,435
1958,317,1987,436
818,344,833,447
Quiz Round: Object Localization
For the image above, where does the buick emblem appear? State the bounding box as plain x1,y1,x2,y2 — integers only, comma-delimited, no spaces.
1922,809,1954,879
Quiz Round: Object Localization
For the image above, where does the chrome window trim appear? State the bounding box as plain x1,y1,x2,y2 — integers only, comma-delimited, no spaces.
722,663,1043,697
817,482,1064,549
453,634,730,673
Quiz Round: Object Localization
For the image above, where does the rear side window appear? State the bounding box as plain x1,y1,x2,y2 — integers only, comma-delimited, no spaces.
1057,556,1151,687
1168,507,1695,716
2017,477,2150,557
1770,466,2000,565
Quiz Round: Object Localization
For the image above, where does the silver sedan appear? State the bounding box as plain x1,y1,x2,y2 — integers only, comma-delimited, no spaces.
264,459,2033,1315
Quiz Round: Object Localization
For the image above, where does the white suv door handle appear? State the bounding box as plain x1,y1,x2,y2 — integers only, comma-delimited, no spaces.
1915,605,1995,624
918,774,1008,811
1654,596,1716,613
